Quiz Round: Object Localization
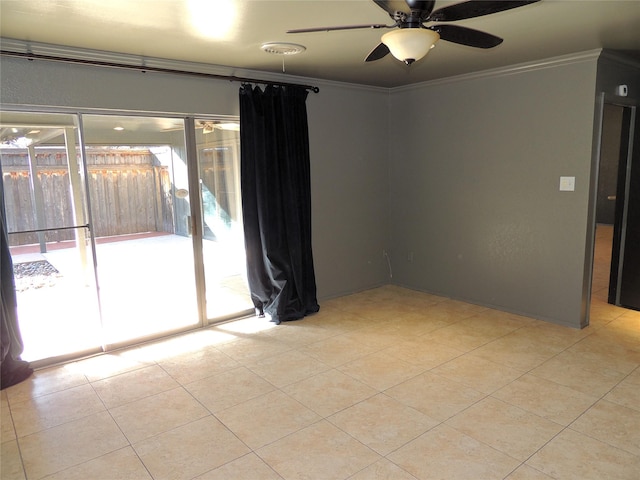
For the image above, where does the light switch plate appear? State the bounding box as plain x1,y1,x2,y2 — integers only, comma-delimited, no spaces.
559,176,575,191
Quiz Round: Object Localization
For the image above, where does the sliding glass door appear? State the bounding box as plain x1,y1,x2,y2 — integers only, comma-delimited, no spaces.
194,119,252,320
1,112,102,361
81,114,201,347
1,110,252,363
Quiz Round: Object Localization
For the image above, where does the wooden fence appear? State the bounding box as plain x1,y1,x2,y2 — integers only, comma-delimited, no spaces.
1,148,174,246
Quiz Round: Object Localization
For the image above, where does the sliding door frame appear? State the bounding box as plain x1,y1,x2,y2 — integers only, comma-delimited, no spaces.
1,105,249,364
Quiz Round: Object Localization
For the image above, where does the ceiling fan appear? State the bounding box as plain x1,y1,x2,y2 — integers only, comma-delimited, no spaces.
164,120,240,133
287,0,541,65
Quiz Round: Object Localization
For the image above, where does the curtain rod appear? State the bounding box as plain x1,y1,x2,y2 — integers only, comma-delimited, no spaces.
0,50,320,93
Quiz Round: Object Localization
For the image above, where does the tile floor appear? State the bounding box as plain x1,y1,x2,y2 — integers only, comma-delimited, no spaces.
2,227,640,479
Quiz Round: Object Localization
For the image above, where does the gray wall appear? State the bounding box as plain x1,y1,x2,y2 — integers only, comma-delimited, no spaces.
3,49,638,327
307,84,390,298
387,57,599,328
0,55,391,301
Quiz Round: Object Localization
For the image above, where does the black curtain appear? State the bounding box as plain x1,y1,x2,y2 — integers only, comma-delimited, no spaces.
1,163,33,389
239,84,319,324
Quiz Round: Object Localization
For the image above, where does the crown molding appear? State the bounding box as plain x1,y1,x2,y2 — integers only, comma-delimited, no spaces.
391,49,603,93
0,38,388,95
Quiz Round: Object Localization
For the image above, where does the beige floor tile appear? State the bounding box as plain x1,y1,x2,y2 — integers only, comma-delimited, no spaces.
42,446,152,480
604,367,640,411
91,364,180,409
328,393,439,455
194,453,283,479
570,400,640,456
259,322,337,347
247,349,330,388
257,420,381,480
157,346,240,384
527,428,640,480
566,334,640,375
504,464,555,479
348,459,419,480
388,288,446,308
338,352,426,391
594,316,640,353
431,354,523,394
215,390,320,449
385,371,485,421
458,312,529,337
471,330,565,372
618,308,640,325
417,302,477,324
493,374,598,426
123,328,239,364
282,368,377,417
216,336,292,365
340,325,408,350
1,394,16,442
520,322,592,350
474,309,536,325
110,387,209,443
299,309,372,333
4,365,88,404
421,321,501,351
382,310,453,334
69,352,151,382
216,317,280,336
1,439,26,480
530,350,627,397
133,416,250,480
6,283,639,480
446,397,563,461
322,293,377,313
299,334,380,367
184,366,275,413
437,299,489,314
388,423,520,480
10,384,105,437
381,338,465,369
18,411,128,480
589,302,628,323
350,303,417,323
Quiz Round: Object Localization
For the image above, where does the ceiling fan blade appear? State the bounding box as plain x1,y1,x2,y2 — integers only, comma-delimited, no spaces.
287,23,390,34
372,0,404,16
428,0,540,22
431,24,503,49
365,43,390,62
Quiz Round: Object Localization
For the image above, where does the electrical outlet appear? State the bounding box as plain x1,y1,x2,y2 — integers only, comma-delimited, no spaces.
407,252,414,262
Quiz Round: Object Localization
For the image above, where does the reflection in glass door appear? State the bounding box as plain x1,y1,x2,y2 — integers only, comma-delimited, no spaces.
1,112,101,362
195,119,253,320
81,114,201,346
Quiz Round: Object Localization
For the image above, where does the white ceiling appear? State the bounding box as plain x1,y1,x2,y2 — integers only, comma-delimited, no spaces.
1,0,639,88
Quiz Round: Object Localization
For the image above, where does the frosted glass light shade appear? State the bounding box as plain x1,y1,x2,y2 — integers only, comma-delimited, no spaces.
381,28,440,65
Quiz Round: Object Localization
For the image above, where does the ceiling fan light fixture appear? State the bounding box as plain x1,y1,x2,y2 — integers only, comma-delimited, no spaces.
381,28,440,65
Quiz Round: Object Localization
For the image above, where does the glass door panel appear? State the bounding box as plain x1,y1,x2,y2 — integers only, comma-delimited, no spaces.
1,112,102,362
81,114,200,345
195,119,252,320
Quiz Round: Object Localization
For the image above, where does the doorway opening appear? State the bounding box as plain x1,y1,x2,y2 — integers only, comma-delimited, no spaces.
593,101,639,314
